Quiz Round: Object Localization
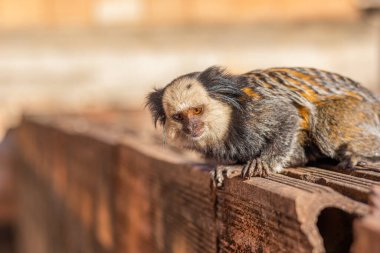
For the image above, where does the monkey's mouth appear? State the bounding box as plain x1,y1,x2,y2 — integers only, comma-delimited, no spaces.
185,129,205,141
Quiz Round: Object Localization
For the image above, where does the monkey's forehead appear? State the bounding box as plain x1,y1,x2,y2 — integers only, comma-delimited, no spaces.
162,77,211,113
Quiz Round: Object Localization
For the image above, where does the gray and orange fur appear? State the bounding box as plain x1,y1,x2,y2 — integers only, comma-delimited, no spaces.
146,66,380,182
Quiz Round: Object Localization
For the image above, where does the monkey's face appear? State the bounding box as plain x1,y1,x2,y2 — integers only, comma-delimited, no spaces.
161,77,232,148
147,67,244,150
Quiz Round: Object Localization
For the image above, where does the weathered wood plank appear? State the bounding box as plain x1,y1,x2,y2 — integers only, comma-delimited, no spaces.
352,185,380,253
13,111,380,253
116,145,216,253
15,118,118,253
216,171,367,253
283,167,376,203
316,164,380,182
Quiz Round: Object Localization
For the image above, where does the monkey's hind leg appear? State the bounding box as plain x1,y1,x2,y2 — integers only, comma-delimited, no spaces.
313,97,380,169
336,132,380,169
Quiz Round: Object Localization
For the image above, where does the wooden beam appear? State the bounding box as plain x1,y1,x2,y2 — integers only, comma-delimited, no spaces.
352,185,380,253
14,111,380,253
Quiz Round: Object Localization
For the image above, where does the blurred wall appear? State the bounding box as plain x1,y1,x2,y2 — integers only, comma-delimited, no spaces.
0,0,378,140
0,0,359,28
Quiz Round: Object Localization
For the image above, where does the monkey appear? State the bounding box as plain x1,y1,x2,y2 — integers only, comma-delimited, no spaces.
146,66,380,185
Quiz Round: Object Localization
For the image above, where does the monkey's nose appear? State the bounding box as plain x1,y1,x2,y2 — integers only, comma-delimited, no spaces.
185,122,205,138
183,126,192,135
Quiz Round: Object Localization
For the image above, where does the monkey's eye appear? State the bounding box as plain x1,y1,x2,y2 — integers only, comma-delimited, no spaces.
193,106,203,115
172,113,183,121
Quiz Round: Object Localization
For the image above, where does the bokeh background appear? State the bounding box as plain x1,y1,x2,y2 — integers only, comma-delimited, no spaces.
0,0,379,139
0,0,379,252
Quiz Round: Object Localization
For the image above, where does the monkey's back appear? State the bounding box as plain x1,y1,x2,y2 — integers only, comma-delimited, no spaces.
243,67,378,104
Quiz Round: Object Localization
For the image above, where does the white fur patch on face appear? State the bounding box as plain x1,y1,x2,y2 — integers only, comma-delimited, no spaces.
163,78,209,114
162,77,232,148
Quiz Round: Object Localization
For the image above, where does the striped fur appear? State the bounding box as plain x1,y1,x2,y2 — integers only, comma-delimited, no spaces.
244,67,378,104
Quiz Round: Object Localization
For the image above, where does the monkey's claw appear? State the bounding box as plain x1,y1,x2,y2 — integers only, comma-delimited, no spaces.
241,158,270,179
210,166,242,188
210,167,224,188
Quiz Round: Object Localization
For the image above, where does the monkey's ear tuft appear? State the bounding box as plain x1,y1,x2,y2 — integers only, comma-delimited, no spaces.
145,88,166,127
198,66,226,83
198,66,245,111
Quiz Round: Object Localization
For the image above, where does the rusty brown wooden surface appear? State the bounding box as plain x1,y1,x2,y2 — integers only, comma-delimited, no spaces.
351,185,380,253
13,110,380,253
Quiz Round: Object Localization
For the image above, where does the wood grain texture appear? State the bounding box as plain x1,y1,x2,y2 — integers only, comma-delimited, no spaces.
13,111,380,253
352,185,380,253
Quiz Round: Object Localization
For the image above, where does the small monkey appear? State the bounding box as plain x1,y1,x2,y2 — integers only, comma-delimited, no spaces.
146,66,380,183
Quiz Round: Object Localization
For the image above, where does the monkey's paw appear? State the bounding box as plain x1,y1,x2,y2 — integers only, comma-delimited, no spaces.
337,156,367,170
241,158,271,179
210,166,242,188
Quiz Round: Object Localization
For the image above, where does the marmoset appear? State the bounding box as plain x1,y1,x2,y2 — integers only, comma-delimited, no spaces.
146,66,380,181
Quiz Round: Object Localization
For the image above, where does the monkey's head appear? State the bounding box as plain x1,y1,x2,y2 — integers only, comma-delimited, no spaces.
146,66,246,150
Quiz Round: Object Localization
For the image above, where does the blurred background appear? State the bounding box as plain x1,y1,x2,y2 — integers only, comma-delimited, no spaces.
0,0,379,252
0,0,379,139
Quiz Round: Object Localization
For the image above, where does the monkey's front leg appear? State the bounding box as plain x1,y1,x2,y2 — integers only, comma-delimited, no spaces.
213,155,285,186
241,157,272,178
241,119,300,179
241,137,304,179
